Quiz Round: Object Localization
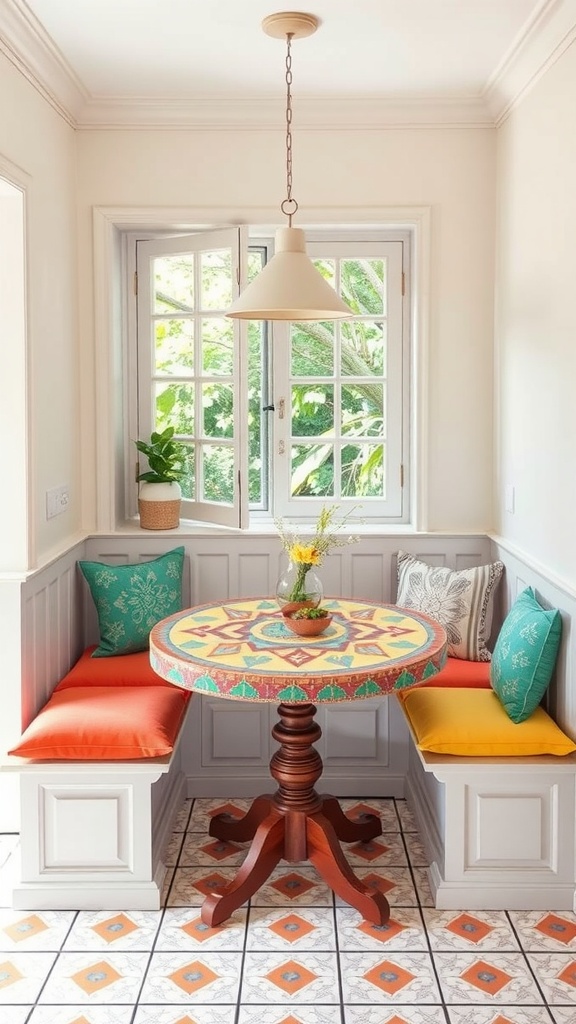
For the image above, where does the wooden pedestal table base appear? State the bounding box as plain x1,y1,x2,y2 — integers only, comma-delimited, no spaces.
201,702,389,927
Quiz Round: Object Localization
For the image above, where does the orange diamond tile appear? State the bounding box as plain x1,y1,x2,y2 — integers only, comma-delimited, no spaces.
69,1017,92,1024
557,961,576,987
347,802,381,822
445,913,494,943
200,838,243,861
363,959,415,994
181,916,223,942
278,1018,305,1024
270,872,317,899
169,959,219,994
3,914,48,942
362,872,396,894
357,917,407,943
265,959,318,994
91,912,139,943
0,961,24,990
173,1018,200,1024
211,802,245,820
491,1017,516,1024
71,960,122,994
192,872,230,896
460,960,513,995
349,840,390,862
536,913,576,944
385,1018,411,1024
268,913,317,943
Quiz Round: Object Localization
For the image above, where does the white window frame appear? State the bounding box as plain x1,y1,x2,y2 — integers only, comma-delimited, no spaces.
91,205,431,535
130,227,410,527
135,228,249,529
271,232,409,522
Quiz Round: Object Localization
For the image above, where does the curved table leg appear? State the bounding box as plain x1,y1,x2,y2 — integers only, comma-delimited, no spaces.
307,811,390,926
209,793,275,843
201,811,285,927
320,795,382,843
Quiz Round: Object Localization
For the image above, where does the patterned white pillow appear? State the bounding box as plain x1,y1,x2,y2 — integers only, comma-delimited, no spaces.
396,551,504,661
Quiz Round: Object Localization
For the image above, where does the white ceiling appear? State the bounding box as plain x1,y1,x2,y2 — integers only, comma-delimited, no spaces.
2,0,575,126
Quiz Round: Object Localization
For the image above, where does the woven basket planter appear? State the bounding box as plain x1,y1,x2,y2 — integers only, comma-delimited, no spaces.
138,482,181,530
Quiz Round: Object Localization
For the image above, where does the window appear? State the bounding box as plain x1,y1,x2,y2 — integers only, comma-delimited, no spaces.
134,228,410,527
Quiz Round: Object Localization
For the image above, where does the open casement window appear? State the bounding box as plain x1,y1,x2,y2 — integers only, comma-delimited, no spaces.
271,238,408,521
136,229,250,528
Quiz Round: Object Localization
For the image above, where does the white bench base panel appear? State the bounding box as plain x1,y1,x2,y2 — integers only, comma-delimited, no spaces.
406,742,576,911
10,752,185,911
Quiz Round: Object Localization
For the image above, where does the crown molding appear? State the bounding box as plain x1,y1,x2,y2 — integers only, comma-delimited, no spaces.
2,0,576,131
484,0,576,124
0,0,88,125
75,95,493,131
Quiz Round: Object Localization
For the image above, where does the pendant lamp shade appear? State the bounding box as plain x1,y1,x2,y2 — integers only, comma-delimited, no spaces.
226,228,351,321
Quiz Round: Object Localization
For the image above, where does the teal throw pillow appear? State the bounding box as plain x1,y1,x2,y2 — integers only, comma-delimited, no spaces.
490,587,562,723
78,547,185,657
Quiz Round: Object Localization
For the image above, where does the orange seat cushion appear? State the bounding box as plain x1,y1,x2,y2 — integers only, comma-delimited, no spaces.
418,657,491,688
55,646,170,690
9,686,190,760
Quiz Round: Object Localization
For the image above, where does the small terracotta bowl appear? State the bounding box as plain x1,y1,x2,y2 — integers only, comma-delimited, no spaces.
283,614,332,637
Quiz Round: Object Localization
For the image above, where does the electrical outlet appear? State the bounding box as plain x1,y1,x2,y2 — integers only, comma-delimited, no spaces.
46,485,70,519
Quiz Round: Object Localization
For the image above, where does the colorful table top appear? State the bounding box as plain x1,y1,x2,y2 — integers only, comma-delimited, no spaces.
149,598,447,704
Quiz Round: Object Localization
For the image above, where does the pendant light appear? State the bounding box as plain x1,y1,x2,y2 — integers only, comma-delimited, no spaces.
226,11,352,322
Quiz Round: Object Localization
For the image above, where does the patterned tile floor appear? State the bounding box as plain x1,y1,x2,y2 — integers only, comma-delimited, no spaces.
1,797,575,1023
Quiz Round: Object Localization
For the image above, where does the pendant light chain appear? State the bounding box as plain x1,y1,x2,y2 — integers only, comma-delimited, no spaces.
282,32,298,225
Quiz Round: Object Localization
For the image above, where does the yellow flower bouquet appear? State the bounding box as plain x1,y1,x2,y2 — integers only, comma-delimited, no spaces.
275,505,361,605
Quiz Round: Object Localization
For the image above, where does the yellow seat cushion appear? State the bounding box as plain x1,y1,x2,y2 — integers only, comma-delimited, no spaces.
399,687,576,756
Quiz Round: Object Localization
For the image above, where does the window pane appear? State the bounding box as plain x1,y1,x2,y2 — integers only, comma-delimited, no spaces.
153,255,194,313
291,384,334,436
202,383,234,438
200,250,232,309
201,318,234,375
202,445,234,502
341,258,385,315
179,445,196,499
154,318,194,374
155,383,194,435
341,443,385,497
290,323,334,376
248,320,265,505
291,443,334,497
341,320,385,377
341,383,384,437
311,258,337,289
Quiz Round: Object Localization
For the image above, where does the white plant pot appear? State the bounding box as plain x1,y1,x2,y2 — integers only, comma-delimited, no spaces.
138,481,182,530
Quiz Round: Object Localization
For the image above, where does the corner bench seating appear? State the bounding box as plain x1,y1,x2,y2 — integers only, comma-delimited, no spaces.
4,648,192,910
400,658,576,911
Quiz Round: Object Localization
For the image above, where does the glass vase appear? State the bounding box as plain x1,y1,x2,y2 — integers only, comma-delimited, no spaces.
276,560,323,613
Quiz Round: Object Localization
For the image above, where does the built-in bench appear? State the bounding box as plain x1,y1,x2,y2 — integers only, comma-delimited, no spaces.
3,649,192,910
400,659,576,911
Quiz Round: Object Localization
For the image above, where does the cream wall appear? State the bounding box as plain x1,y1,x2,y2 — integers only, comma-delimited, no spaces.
0,53,80,569
75,125,496,533
495,40,576,588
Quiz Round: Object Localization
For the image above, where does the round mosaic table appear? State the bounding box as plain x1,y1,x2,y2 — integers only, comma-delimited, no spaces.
150,598,446,926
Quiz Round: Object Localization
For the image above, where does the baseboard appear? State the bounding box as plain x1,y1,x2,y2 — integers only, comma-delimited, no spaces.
12,867,167,911
429,862,576,911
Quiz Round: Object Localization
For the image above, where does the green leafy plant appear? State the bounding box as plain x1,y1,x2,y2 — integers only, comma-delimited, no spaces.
135,427,187,484
291,606,330,620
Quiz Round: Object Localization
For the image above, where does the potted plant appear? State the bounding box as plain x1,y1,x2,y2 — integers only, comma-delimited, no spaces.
282,604,332,637
135,427,187,530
